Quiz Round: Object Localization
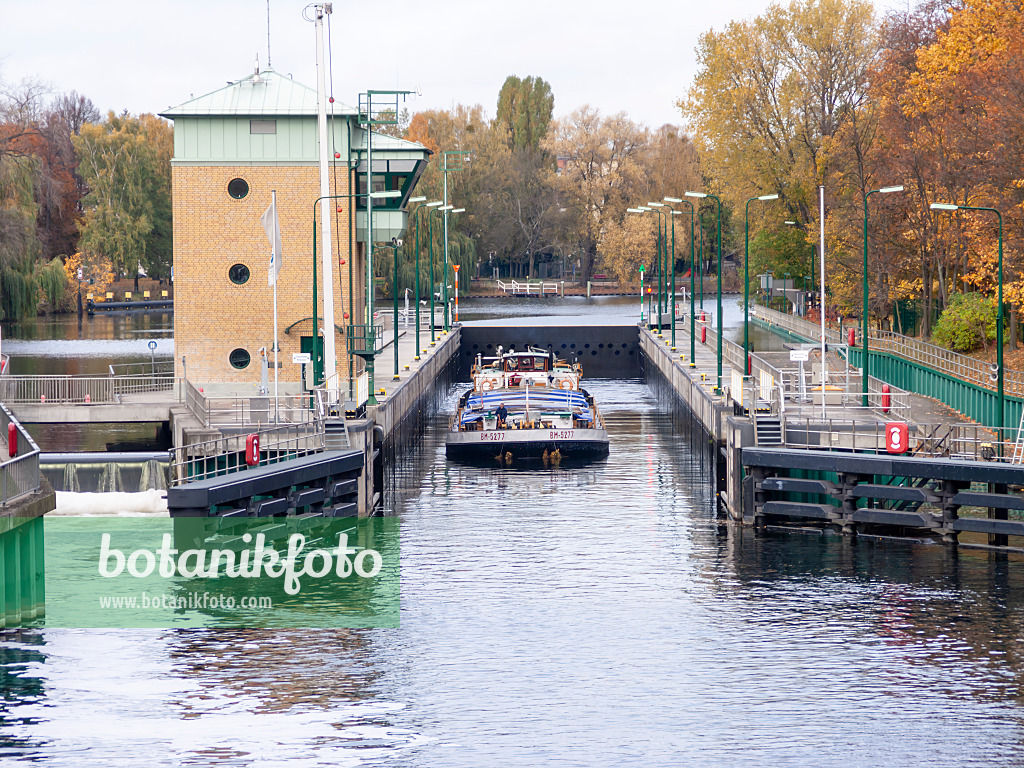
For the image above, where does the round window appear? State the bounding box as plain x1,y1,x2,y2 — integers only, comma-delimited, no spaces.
227,178,249,199
229,263,250,285
229,348,251,369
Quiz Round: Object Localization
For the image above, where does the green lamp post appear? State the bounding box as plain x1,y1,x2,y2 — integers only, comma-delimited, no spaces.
647,202,668,326
686,191,724,393
744,193,779,373
664,197,695,353
932,201,1005,449
428,204,454,343
862,185,904,406
411,199,443,359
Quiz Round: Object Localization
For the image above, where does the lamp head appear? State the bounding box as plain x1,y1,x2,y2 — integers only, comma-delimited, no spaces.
685,191,707,198
759,193,780,201
408,196,427,204
451,208,465,214
880,185,905,194
663,196,683,203
426,200,443,208
930,203,959,211
647,202,665,207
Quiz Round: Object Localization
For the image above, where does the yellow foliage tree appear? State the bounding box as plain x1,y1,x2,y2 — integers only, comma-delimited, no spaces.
597,215,656,287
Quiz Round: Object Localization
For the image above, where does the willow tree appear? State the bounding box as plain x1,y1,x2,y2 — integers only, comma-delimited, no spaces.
74,112,173,288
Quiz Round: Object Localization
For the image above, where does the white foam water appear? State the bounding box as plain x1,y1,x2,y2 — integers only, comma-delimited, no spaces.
53,489,168,516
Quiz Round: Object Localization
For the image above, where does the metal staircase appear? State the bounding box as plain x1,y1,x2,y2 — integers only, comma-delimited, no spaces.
753,402,784,446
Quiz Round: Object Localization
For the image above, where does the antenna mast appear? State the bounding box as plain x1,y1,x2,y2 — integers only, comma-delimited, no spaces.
267,0,272,67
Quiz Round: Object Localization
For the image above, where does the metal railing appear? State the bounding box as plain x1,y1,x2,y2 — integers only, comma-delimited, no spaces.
170,420,326,486
183,379,319,429
109,360,175,378
779,418,1017,462
752,304,1024,397
0,372,176,404
496,279,560,296
347,321,386,356
1,403,40,506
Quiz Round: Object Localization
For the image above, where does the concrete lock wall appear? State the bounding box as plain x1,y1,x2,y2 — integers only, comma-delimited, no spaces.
459,325,642,380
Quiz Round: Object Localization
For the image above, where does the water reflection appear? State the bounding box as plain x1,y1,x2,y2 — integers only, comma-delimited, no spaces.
2,381,1024,765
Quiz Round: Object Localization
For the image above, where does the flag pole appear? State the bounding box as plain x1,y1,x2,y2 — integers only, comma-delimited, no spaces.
272,189,279,424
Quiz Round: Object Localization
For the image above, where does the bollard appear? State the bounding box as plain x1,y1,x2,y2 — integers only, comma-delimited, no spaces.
882,383,891,414
8,423,16,457
701,326,707,344
848,327,856,347
85,394,91,403
587,281,592,299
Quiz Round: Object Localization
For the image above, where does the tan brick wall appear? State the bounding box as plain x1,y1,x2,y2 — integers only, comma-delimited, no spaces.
172,164,365,388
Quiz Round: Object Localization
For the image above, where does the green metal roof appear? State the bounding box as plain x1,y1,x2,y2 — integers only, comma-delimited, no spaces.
160,68,357,118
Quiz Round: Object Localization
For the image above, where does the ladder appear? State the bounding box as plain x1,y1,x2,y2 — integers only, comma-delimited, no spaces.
1012,405,1024,464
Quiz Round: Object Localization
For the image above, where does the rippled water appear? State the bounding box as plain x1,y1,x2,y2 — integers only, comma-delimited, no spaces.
4,379,1024,765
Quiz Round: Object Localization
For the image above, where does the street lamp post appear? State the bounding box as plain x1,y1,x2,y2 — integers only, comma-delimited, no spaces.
862,185,905,406
744,193,779,373
628,206,664,329
428,205,454,344
665,197,695,353
686,191,724,392
932,201,1005,448
648,202,668,327
411,199,443,359
312,189,401,398
449,207,466,323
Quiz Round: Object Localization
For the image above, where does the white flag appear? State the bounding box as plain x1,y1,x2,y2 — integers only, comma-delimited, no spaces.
261,197,283,286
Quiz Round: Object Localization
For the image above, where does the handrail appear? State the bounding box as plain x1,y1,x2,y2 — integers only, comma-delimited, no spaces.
0,403,41,506
170,420,325,486
752,303,1024,397
0,373,176,404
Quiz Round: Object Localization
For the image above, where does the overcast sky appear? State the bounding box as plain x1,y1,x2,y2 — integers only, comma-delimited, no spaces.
2,0,911,130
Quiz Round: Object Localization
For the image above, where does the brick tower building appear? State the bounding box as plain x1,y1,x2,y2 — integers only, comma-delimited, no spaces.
161,65,429,399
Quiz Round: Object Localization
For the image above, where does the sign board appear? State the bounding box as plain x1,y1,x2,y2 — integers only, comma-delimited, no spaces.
292,352,312,365
148,340,158,351
886,422,909,454
76,267,83,280
790,349,810,362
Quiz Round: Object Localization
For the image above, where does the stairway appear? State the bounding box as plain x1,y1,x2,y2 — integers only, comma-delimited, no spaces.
324,418,351,450
753,403,784,446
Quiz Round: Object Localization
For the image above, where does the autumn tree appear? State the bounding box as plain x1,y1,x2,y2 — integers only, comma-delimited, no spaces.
681,0,879,302
598,213,656,286
543,107,649,283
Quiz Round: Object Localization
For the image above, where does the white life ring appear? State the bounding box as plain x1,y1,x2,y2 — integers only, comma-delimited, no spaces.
559,378,573,390
482,379,495,391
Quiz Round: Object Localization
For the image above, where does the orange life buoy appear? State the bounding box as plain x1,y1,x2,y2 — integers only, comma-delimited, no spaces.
559,378,573,390
482,379,494,391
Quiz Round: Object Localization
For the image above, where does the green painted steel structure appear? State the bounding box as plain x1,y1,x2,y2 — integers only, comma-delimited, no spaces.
752,316,1024,431
0,516,45,627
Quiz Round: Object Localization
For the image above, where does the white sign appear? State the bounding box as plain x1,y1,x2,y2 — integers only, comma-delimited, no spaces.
76,267,83,280
790,349,810,362
292,352,312,365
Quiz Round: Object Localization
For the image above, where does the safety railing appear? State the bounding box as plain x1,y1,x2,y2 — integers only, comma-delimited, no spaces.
496,280,560,296
109,360,175,378
0,372,176,404
780,418,1017,461
347,321,386,357
752,304,1024,397
170,420,326,486
1,403,41,506
183,380,319,429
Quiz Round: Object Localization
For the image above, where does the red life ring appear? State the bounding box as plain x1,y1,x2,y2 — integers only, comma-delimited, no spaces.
559,378,573,390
